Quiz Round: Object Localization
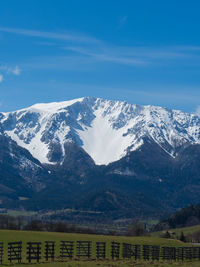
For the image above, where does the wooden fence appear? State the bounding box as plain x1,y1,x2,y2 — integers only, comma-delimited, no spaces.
0,241,200,264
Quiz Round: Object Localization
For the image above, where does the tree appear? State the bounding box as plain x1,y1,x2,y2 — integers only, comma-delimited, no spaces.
24,220,43,231
180,231,186,242
126,220,148,236
163,230,171,238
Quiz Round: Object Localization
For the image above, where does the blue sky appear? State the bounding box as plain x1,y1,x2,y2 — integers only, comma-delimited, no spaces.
1,0,200,113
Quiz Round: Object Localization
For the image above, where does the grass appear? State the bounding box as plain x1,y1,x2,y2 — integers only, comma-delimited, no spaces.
3,260,200,267
0,229,186,245
0,230,197,267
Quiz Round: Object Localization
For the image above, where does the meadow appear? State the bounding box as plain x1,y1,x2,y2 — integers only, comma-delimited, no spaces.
5,260,200,267
152,224,200,241
0,230,198,267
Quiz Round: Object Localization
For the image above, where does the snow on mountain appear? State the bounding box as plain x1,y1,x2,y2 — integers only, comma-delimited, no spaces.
0,97,200,165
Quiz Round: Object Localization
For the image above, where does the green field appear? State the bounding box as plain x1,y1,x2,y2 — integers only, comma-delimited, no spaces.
153,224,200,238
0,230,198,267
5,260,200,267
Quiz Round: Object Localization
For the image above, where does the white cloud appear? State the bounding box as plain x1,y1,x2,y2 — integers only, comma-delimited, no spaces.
0,74,3,83
8,65,21,75
0,65,21,76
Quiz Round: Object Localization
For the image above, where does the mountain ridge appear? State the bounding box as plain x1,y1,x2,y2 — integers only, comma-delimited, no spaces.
1,97,200,166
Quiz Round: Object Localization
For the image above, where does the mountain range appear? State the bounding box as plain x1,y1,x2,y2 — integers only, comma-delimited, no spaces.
0,97,200,222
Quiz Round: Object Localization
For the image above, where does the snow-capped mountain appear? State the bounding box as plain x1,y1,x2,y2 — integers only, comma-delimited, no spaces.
0,97,200,220
1,97,200,165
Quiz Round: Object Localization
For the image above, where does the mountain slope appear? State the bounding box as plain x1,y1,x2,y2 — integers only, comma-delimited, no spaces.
20,138,200,221
0,135,49,206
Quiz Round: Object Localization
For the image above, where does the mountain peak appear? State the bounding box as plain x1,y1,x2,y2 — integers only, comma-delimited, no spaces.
19,97,86,113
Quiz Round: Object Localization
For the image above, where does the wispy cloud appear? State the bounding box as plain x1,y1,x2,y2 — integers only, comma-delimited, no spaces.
104,45,200,60
64,45,200,67
0,27,100,44
2,26,200,71
117,16,128,29
19,44,200,74
0,74,3,83
65,46,147,66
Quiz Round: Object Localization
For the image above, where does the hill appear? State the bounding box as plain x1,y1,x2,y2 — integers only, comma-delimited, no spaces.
154,204,200,231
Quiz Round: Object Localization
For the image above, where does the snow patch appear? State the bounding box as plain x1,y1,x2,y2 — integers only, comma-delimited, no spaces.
77,110,137,165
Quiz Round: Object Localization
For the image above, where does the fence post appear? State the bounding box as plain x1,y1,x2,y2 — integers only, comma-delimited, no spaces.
45,241,55,261
111,242,120,259
0,242,3,265
143,245,150,260
151,245,160,261
60,241,74,260
161,247,176,261
96,242,106,259
8,241,22,264
76,241,91,259
26,242,41,263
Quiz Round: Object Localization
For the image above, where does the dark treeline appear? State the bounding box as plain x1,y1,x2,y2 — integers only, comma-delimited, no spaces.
0,215,151,236
25,220,96,234
0,214,97,234
154,204,200,231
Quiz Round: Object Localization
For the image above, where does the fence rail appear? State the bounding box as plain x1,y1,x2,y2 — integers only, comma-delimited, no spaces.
0,240,199,264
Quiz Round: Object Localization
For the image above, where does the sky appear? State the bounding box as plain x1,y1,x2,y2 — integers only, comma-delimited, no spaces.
1,0,200,113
